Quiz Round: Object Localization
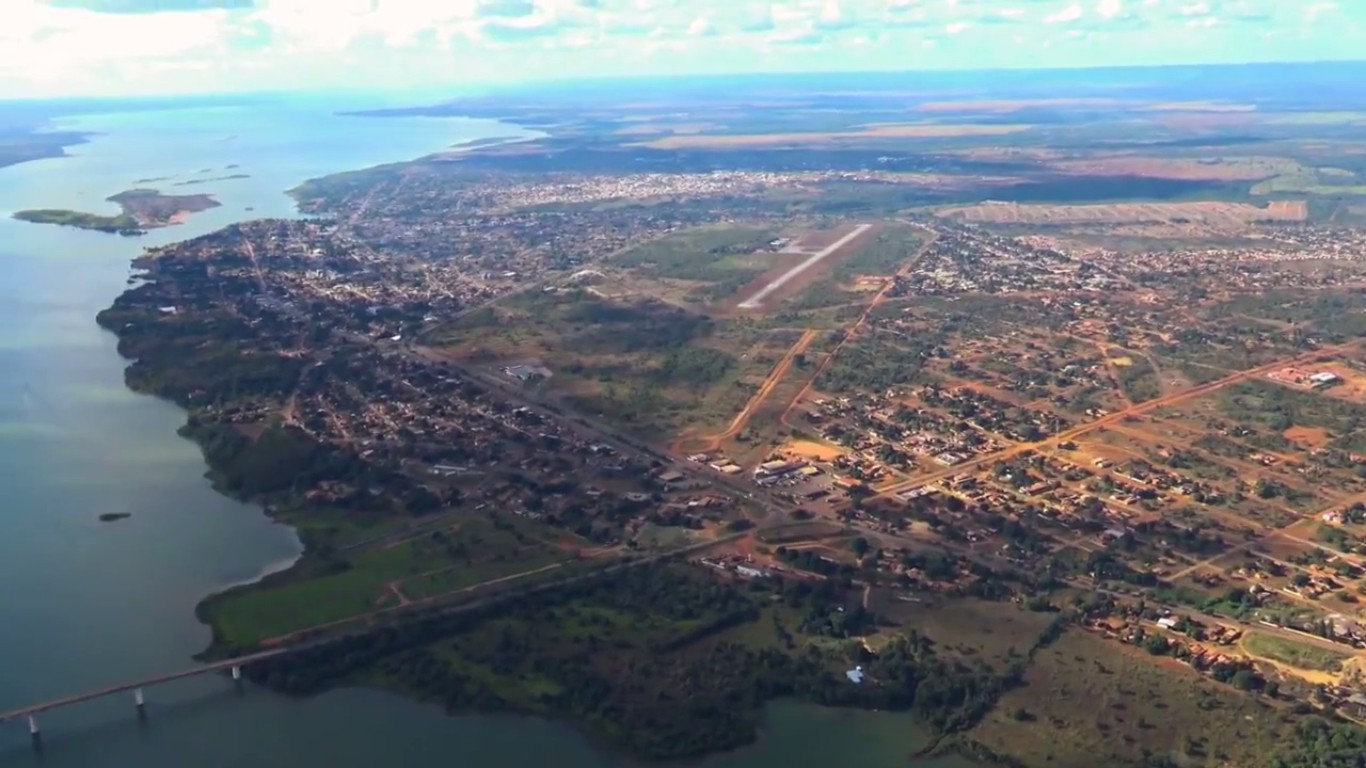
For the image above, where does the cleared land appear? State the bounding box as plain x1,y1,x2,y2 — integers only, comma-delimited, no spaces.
1251,166,1366,196
1050,156,1295,181
937,200,1307,225
738,223,874,309
915,98,1125,112
677,329,819,453
204,515,579,646
970,630,1294,768
1243,631,1352,674
603,224,779,307
642,124,1029,148
426,290,768,440
781,438,846,461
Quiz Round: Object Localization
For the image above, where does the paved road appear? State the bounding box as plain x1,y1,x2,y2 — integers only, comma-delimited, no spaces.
0,526,778,728
0,649,288,724
738,223,874,309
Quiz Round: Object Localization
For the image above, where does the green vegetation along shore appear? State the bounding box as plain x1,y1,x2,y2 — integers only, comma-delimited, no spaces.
96,263,1031,764
15,187,220,235
14,208,144,234
233,563,1040,762
0,126,88,169
94,202,1366,768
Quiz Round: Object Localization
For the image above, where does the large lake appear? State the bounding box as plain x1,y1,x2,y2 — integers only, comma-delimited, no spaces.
0,99,974,767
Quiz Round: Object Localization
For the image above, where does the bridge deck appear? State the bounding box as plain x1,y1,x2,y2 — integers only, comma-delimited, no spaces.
0,649,287,723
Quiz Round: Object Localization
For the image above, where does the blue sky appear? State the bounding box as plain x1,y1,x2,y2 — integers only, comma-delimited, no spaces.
3,0,1362,98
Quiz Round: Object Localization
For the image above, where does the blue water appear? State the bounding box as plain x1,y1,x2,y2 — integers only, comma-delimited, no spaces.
0,99,973,767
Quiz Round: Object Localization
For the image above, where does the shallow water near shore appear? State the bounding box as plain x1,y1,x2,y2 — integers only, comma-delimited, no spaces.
0,98,976,767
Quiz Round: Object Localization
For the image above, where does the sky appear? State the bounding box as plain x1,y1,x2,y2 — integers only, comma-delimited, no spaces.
2,0,1363,98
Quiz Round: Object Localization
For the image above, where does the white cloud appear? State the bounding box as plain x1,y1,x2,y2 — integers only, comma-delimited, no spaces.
0,1,233,82
1305,2,1339,23
0,0,1353,98
685,16,713,35
1044,3,1084,23
250,0,473,50
816,0,856,30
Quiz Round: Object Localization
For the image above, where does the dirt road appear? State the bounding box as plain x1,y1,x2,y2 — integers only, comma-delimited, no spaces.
778,225,940,430
677,329,819,454
873,342,1356,502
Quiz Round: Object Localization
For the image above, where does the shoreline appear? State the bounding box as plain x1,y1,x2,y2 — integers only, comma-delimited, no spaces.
14,188,222,235
84,110,996,767
0,128,92,171
89,115,835,763
98,117,541,659
92,221,914,768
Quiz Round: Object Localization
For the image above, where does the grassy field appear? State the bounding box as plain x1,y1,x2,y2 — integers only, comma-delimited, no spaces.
276,505,433,549
969,630,1295,768
828,225,923,279
400,551,568,600
205,515,560,645
885,597,1062,671
1113,353,1162,403
208,540,450,645
642,123,1030,148
610,224,779,303
1252,168,1366,196
787,225,922,311
428,289,774,439
1244,632,1352,673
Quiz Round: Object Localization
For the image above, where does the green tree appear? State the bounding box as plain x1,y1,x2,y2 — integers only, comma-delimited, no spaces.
1144,634,1169,655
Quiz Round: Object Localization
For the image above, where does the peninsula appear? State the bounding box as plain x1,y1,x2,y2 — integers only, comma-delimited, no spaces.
98,65,1366,768
0,126,88,170
15,188,221,235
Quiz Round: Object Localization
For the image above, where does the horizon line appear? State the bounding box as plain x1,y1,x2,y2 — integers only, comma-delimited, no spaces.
5,57,1366,105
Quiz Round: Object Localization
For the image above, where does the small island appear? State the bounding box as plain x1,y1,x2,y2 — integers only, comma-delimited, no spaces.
98,512,132,522
174,173,250,187
14,188,221,236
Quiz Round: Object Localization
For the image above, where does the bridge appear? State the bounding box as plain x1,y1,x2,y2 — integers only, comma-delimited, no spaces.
0,518,784,753
0,648,289,744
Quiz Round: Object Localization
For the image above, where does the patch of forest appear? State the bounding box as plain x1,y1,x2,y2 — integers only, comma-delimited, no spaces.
238,564,1030,762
